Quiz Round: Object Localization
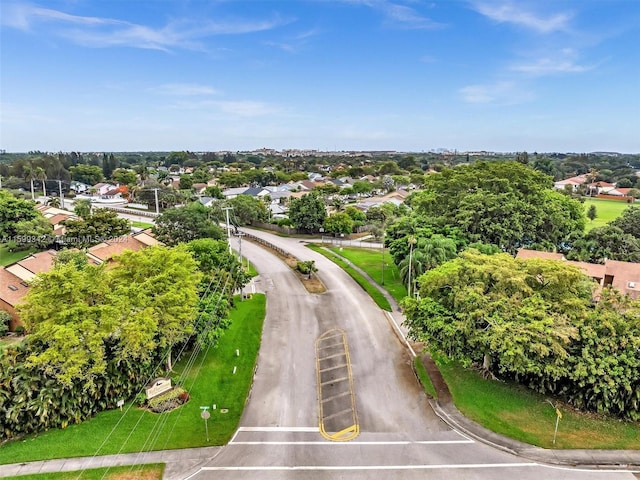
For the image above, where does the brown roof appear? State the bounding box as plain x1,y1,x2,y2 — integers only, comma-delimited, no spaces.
604,260,640,300
516,249,565,261
566,260,606,279
15,250,58,276
86,235,146,263
47,213,73,225
0,268,30,307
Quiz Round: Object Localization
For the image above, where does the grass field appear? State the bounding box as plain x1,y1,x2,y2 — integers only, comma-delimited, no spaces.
0,294,266,465
583,198,632,232
0,244,37,266
8,464,164,480
328,246,407,303
434,352,640,449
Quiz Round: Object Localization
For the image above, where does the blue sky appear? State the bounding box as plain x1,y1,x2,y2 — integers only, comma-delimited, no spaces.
1,0,639,153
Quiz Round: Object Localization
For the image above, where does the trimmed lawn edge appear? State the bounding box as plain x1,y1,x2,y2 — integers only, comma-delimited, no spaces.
6,463,165,480
432,352,640,450
307,244,392,311
413,356,436,399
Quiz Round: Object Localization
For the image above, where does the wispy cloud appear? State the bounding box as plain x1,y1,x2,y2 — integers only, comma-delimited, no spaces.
510,48,595,76
265,28,322,53
336,0,445,29
149,83,219,96
459,81,534,105
472,1,572,33
2,3,291,51
511,58,593,76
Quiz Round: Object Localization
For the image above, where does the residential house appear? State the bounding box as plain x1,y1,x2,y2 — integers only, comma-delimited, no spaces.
0,231,161,330
516,249,640,300
35,204,78,236
553,175,588,192
222,187,249,199
92,183,117,196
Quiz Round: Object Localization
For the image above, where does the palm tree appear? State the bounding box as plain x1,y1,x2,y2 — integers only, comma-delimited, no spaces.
399,235,458,296
36,167,47,197
47,196,61,208
23,165,36,200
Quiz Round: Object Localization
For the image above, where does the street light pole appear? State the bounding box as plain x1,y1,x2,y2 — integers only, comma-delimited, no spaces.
407,236,416,298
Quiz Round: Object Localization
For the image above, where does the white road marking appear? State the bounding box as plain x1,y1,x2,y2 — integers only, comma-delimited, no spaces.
230,440,475,446
237,427,319,432
199,463,539,471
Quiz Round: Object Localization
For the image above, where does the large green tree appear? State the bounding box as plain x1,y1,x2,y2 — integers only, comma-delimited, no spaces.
0,190,38,239
69,165,103,185
153,201,225,246
403,250,640,419
567,225,640,263
288,193,326,233
611,206,640,239
228,195,268,226
409,162,585,253
61,209,131,248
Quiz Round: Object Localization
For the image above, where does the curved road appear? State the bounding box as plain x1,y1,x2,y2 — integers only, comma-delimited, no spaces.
183,229,634,480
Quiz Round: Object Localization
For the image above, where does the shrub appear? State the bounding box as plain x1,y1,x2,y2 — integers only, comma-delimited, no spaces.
147,387,189,413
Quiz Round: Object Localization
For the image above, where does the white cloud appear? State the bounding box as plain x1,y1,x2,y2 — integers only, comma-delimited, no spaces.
149,83,219,96
1,3,291,51
459,81,534,105
472,1,572,33
335,0,445,29
510,57,592,75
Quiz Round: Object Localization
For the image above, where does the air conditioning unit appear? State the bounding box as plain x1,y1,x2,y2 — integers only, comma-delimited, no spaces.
629,282,636,288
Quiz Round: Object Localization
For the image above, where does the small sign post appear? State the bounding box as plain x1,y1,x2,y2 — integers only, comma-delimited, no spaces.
200,406,210,442
116,399,124,412
553,408,562,445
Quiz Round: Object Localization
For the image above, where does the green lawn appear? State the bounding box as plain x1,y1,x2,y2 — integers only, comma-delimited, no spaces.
0,244,37,266
583,198,632,232
307,244,392,311
434,352,640,449
7,464,164,480
328,246,407,303
130,220,154,229
0,294,266,465
413,356,436,399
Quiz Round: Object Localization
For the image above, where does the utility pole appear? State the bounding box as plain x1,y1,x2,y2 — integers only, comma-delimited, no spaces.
236,231,245,301
58,180,64,210
222,206,234,252
153,188,160,214
407,236,416,298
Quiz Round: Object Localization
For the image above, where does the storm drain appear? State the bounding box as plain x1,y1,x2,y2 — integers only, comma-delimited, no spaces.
315,329,359,441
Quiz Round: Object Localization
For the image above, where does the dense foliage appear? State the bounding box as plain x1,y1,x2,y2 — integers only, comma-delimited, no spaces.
407,162,586,253
288,193,326,233
1,242,244,440
403,250,640,419
153,202,225,245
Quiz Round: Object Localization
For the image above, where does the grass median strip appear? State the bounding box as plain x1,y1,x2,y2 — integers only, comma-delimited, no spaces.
433,352,640,450
307,244,391,311
0,294,266,465
327,246,407,304
6,464,164,480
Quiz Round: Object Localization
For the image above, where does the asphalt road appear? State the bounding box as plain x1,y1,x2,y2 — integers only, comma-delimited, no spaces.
184,230,636,480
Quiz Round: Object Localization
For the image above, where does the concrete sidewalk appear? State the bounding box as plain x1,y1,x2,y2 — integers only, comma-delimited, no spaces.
0,446,220,479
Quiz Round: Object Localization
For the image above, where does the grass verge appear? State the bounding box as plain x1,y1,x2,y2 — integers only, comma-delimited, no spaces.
327,246,407,303
433,352,640,449
0,294,266,464
307,244,391,311
130,221,154,229
7,464,164,480
413,356,437,399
